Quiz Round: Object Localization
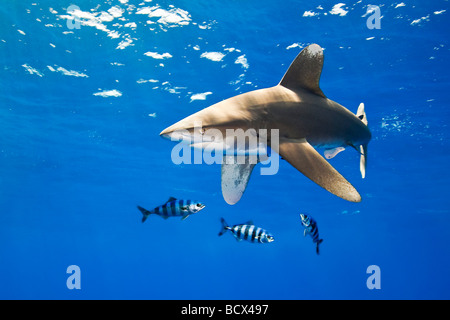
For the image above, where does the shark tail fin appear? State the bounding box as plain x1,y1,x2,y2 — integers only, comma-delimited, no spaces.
356,102,368,126
137,205,151,223
218,217,229,236
316,239,324,255
356,103,368,179
360,144,368,179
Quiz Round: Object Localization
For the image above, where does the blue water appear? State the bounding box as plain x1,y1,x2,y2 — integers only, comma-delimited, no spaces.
1,0,449,300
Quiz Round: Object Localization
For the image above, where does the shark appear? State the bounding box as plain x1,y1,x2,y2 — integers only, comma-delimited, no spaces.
160,44,371,204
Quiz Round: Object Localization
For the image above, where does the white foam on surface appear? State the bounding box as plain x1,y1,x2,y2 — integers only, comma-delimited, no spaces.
200,52,225,62
330,3,348,16
190,92,213,102
93,89,122,97
144,51,173,59
235,55,249,69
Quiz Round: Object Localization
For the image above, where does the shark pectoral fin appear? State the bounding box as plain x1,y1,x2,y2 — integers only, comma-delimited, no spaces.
221,154,257,205
279,44,326,98
360,144,368,179
276,139,361,202
324,147,346,159
181,214,190,220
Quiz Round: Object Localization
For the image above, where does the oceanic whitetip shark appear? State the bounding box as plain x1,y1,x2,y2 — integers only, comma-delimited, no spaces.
160,44,371,204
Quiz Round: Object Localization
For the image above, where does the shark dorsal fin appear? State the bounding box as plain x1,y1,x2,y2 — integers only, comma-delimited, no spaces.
279,44,326,98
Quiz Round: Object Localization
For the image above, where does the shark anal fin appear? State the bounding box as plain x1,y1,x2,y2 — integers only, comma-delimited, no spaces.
221,155,257,205
275,139,361,202
279,44,326,98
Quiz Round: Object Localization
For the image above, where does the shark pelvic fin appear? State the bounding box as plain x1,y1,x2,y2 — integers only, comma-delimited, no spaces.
275,139,361,202
221,154,258,205
279,44,326,98
324,147,346,159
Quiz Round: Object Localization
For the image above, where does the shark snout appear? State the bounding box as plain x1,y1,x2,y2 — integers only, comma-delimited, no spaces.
160,127,192,142
159,118,195,141
159,109,210,140
160,126,174,139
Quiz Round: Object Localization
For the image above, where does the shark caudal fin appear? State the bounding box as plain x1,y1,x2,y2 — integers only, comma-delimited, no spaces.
274,139,361,203
360,144,368,179
221,155,258,205
356,102,368,125
137,205,151,223
356,103,368,179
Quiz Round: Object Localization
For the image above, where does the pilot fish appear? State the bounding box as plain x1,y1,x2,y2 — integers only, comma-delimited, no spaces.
300,213,323,255
218,217,274,243
137,197,205,222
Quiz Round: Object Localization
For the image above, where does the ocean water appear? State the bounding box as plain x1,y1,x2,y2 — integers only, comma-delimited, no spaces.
0,0,449,300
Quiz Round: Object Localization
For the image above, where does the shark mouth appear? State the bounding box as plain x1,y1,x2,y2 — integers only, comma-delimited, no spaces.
162,127,269,157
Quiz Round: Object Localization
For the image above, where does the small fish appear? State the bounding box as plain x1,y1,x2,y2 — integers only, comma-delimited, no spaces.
218,217,274,243
300,213,323,254
137,197,205,222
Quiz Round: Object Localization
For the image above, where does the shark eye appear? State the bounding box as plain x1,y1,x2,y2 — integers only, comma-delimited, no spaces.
196,203,202,207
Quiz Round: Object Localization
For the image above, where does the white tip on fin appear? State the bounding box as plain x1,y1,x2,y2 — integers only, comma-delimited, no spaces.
221,155,257,205
324,147,346,159
356,102,368,125
360,144,368,179
356,103,368,178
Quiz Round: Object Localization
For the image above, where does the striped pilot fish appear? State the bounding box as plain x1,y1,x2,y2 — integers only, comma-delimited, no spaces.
137,197,205,222
218,217,274,244
300,213,324,255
